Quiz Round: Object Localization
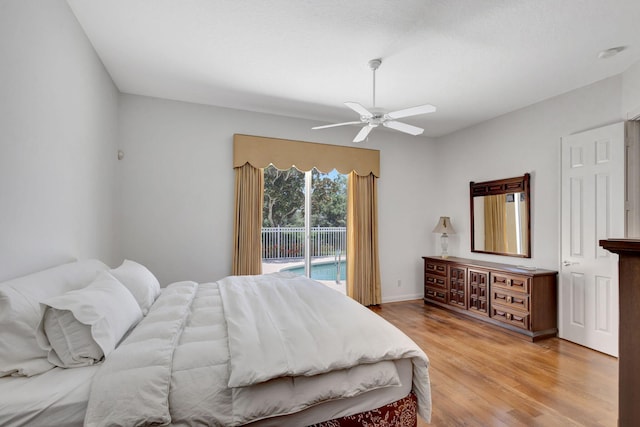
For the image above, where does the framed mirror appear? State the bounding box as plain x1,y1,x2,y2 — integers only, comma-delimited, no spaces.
470,173,531,258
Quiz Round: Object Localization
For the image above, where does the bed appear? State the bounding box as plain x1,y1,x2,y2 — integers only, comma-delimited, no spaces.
0,260,431,426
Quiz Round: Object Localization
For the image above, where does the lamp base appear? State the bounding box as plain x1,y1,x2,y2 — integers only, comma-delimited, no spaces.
440,233,449,259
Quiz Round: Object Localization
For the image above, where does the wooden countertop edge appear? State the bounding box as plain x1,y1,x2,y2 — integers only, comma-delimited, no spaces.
422,256,557,276
599,238,640,254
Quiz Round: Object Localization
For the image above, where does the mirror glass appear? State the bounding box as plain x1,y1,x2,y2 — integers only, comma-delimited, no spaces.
470,174,531,258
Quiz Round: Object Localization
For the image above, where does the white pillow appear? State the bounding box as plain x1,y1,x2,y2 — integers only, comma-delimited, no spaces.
110,260,160,315
36,272,143,368
0,259,108,377
40,309,103,367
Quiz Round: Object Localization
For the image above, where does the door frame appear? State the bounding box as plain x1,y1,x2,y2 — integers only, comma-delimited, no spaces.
625,121,640,237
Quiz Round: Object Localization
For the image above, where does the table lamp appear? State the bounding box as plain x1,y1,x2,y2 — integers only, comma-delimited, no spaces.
433,216,456,259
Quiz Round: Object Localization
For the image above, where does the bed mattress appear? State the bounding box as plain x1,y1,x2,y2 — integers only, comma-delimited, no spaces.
0,365,99,427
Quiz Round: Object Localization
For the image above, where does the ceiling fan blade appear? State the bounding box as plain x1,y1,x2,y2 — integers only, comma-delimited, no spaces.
312,121,362,130
353,125,374,142
345,102,374,118
383,120,424,136
386,104,436,120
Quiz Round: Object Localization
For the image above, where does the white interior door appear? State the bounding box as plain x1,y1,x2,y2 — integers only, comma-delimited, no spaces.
560,122,625,357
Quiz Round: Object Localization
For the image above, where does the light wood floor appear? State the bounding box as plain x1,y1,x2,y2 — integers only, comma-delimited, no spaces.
371,300,618,427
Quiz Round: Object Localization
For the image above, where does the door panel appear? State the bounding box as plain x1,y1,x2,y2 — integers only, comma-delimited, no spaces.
595,276,611,332
570,272,585,327
595,173,611,259
560,122,624,357
569,177,583,256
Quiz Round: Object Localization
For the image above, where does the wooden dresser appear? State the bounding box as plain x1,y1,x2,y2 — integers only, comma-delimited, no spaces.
423,256,557,341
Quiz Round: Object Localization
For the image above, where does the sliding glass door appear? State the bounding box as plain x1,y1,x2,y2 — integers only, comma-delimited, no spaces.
261,165,347,291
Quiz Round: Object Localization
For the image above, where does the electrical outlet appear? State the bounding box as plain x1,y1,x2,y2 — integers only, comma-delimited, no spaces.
397,279,401,287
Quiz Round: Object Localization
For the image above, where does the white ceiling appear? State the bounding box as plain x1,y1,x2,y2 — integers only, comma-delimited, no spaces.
67,0,640,138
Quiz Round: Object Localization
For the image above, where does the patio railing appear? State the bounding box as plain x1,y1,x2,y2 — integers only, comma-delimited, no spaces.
262,226,346,260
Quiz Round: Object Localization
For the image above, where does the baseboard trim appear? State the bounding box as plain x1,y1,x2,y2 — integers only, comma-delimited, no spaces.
381,293,423,303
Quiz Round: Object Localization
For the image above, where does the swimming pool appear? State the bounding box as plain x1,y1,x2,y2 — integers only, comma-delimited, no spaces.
281,260,346,281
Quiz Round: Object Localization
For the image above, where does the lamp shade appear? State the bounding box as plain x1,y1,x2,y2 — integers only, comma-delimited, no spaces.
432,216,456,234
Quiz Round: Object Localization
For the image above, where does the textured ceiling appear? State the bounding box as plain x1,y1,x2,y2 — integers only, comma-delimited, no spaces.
67,0,640,138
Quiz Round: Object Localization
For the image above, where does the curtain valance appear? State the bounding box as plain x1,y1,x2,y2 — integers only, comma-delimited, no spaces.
233,134,380,177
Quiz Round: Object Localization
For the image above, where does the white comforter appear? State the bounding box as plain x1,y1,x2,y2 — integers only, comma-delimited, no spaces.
84,273,431,426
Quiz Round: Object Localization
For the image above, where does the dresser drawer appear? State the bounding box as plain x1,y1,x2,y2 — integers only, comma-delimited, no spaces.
425,273,447,290
491,305,530,330
491,272,530,294
424,286,447,304
491,288,529,312
425,261,447,277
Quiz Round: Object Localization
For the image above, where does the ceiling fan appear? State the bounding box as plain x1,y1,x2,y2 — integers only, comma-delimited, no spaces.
312,58,436,142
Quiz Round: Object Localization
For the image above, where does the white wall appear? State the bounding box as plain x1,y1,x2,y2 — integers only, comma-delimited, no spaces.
432,76,624,270
0,0,119,281
117,94,439,300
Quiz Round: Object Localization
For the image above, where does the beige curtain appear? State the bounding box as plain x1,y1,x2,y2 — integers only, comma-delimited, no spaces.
484,194,507,253
347,172,381,306
232,162,264,275
504,196,517,253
